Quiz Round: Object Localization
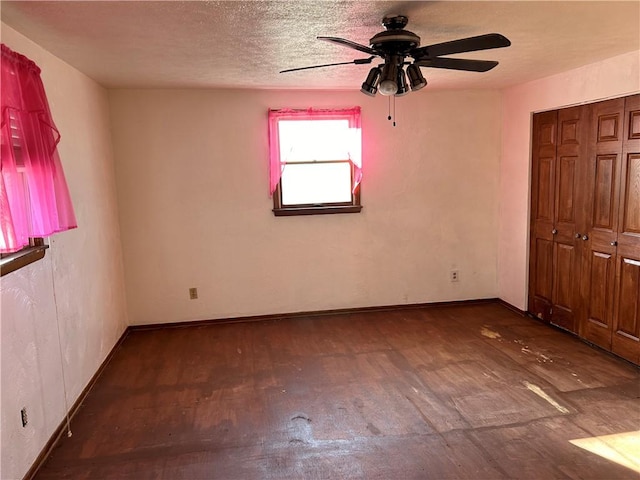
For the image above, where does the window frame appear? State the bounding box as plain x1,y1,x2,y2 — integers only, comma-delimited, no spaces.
272,160,362,216
269,108,363,217
0,237,48,277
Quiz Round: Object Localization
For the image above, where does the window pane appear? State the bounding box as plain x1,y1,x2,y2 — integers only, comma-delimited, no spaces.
279,120,351,162
281,163,352,205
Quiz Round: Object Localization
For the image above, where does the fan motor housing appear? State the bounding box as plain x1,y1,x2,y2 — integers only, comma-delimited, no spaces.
369,29,420,55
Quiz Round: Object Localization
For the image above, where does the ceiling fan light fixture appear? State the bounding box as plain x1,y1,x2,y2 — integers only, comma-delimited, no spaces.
407,64,427,91
378,60,399,96
360,67,382,96
396,68,409,96
378,79,397,96
281,16,510,106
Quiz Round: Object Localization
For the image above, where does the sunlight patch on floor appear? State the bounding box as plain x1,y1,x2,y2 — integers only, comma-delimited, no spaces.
570,431,640,473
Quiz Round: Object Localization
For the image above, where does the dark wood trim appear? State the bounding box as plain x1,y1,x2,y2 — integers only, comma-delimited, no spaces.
273,204,363,216
497,298,526,316
129,298,501,332
1,241,48,277
282,159,351,166
23,327,131,480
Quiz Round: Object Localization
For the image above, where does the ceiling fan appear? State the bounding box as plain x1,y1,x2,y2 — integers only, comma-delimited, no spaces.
280,15,511,96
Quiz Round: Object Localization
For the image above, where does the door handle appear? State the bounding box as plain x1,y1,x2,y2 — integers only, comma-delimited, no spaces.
610,240,618,246
575,233,581,239
582,234,589,241
552,229,558,235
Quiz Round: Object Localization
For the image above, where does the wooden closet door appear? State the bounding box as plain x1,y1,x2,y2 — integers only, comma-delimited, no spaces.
581,98,625,349
549,106,587,333
529,111,557,322
529,107,586,332
528,94,639,366
612,94,640,364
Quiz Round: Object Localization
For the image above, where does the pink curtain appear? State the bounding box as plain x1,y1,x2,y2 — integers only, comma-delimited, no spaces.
268,107,362,196
1,44,77,253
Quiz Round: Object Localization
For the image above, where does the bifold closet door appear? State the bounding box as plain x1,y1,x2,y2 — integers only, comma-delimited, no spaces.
529,94,639,366
581,97,625,349
529,107,586,333
529,111,557,323
549,106,587,333
611,94,640,364
581,94,640,363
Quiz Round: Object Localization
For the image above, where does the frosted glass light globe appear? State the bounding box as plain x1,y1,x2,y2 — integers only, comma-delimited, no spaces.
378,79,398,96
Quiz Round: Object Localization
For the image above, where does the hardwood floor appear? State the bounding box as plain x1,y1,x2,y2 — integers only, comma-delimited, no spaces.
35,303,639,479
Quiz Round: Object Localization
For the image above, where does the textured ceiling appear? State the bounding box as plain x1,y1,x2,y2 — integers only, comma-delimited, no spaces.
1,1,639,91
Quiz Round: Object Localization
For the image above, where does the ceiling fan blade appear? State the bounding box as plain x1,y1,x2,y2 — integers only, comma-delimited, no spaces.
317,36,377,55
414,57,499,72
412,33,511,59
280,57,374,74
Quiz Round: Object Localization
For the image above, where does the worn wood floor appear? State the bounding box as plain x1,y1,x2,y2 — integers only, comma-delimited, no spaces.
36,303,639,479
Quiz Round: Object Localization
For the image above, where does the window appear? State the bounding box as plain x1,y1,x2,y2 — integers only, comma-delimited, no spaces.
0,111,48,276
269,107,362,216
1,43,76,275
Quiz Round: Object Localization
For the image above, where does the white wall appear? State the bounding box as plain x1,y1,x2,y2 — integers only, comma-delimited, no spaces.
498,50,640,310
0,25,128,480
109,88,502,325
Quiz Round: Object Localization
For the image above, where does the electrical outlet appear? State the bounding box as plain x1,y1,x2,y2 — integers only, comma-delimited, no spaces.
189,287,198,299
451,270,459,282
21,407,28,427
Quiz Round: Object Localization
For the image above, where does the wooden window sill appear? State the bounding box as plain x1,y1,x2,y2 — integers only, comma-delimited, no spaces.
0,244,49,277
273,205,363,217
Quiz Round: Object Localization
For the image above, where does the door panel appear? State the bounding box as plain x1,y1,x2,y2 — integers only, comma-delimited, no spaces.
592,155,618,230
529,111,557,322
620,153,640,236
583,249,616,349
551,106,585,333
536,157,555,222
551,241,578,331
530,238,553,320
581,97,624,342
612,255,640,363
556,156,577,225
534,238,553,299
616,259,640,338
597,113,621,142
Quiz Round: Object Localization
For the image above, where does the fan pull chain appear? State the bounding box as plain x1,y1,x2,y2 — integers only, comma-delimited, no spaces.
393,95,397,127
387,96,397,127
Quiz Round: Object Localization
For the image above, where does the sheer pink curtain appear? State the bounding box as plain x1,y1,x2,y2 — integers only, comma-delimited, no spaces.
268,107,362,195
1,44,77,253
